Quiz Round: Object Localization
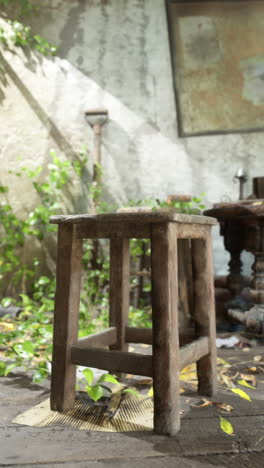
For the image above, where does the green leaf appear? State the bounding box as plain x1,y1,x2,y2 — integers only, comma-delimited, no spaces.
86,384,104,402
13,343,27,357
4,363,17,376
123,388,140,398
219,416,234,435
37,276,50,286
32,368,48,383
98,373,119,385
231,388,252,402
22,341,35,355
82,368,94,385
1,297,13,308
237,379,255,389
0,361,6,376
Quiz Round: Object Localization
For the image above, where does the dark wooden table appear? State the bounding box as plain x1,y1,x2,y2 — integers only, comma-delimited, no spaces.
204,199,264,334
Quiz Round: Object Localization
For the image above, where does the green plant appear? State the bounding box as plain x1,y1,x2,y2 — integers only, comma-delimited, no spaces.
0,1,56,55
82,368,140,402
0,150,93,381
82,368,119,401
0,152,207,387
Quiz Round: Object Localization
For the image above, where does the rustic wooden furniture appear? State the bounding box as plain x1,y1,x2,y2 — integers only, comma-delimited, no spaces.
50,212,217,436
205,200,264,335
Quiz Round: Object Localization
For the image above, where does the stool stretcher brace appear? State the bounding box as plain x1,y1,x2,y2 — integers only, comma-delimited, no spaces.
50,212,217,436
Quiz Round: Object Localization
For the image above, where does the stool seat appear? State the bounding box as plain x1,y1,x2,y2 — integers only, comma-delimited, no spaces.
50,211,217,436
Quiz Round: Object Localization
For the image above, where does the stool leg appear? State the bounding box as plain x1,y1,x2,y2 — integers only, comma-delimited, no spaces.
192,232,217,396
151,223,180,436
50,224,82,412
109,238,130,353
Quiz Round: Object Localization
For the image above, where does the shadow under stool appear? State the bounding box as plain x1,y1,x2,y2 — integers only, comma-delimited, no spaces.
50,212,218,436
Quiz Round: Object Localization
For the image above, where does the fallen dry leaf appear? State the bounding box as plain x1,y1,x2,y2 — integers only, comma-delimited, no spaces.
217,357,231,367
231,388,252,401
246,367,257,373
133,377,153,385
254,355,263,362
214,402,233,413
180,363,197,382
240,373,257,386
221,374,235,388
219,416,234,435
191,398,212,408
0,322,15,332
190,399,234,413
237,379,255,389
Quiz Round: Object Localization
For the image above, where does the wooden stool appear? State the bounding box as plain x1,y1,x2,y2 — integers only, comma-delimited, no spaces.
50,212,217,436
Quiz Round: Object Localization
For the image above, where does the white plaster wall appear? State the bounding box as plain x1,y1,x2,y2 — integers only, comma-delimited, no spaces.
0,0,263,275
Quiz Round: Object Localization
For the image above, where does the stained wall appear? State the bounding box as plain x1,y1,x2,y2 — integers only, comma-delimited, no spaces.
1,0,263,274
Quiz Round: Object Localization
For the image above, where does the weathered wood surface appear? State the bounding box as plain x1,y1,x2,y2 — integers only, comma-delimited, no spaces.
71,346,153,376
50,225,82,412
151,222,180,436
109,238,130,352
50,212,217,226
192,232,217,396
75,221,210,240
71,337,209,376
125,326,197,346
77,327,117,348
75,222,151,239
179,337,209,370
125,326,153,344
178,239,193,332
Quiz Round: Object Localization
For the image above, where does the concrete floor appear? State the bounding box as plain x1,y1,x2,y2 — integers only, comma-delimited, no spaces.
0,346,263,467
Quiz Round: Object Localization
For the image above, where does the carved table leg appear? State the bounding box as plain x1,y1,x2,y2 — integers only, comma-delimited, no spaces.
222,220,247,310
230,219,264,335
247,219,264,334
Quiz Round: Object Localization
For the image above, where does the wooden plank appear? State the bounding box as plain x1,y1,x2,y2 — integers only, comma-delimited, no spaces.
71,346,153,376
109,238,130,352
77,327,117,348
73,336,208,374
192,231,218,396
75,222,150,239
178,239,193,333
126,326,196,348
151,222,180,436
50,225,82,412
50,212,217,226
176,223,209,239
179,337,209,370
125,326,152,344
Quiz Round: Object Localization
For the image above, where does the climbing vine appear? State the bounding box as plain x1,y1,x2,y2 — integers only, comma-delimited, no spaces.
0,0,56,55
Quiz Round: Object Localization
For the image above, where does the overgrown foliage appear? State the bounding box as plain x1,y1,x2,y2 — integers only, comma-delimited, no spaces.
0,0,56,55
0,150,207,385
